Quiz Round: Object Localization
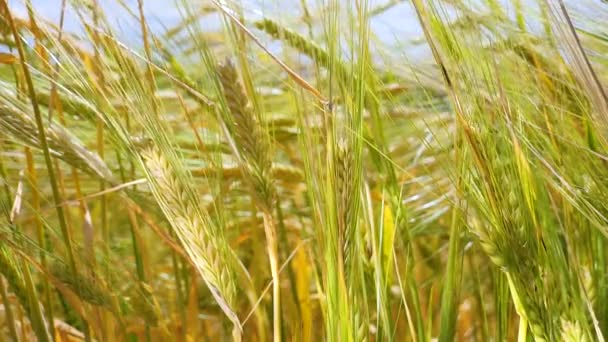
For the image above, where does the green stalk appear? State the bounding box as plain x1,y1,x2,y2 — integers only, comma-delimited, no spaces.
495,270,510,341
276,201,302,320
22,263,51,342
134,2,162,340
1,0,78,278
518,316,529,342
438,206,462,341
171,248,187,339
1,3,91,339
514,0,526,32
507,273,532,341
89,0,110,277
127,208,151,342
0,277,20,341
25,148,55,335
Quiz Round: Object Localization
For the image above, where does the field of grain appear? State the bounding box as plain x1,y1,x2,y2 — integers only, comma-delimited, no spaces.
1,0,607,341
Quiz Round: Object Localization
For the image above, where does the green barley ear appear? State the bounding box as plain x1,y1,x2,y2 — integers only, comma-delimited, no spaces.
216,59,282,341
254,19,331,70
581,266,596,305
560,319,587,342
216,59,275,208
335,139,355,273
254,18,350,84
129,282,161,327
0,244,50,341
0,245,29,315
49,261,113,308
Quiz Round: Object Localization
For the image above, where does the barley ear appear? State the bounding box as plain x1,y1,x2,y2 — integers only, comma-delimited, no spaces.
139,146,241,332
216,59,281,341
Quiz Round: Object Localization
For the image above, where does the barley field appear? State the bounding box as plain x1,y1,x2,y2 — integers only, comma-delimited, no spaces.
0,0,607,341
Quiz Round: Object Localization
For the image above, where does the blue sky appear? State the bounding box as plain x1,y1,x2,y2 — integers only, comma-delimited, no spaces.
7,0,424,48
4,0,602,61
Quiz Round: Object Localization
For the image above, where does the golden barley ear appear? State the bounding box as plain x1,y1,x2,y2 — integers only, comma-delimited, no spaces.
139,146,241,331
